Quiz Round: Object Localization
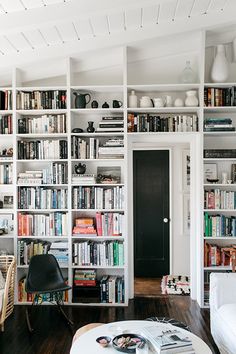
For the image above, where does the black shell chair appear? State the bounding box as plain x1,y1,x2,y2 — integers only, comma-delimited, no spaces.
25,254,73,332
145,317,191,331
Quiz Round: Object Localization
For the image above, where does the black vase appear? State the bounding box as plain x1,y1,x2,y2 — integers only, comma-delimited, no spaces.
87,121,95,133
74,163,86,174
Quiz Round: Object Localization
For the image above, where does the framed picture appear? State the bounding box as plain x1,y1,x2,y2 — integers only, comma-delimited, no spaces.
183,194,190,236
96,166,121,184
182,150,190,191
0,214,14,235
204,163,217,183
0,194,14,209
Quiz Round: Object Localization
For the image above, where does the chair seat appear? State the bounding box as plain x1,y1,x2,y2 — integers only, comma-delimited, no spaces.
27,283,71,294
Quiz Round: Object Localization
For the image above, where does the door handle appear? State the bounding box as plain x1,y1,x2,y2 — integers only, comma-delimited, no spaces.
163,218,169,223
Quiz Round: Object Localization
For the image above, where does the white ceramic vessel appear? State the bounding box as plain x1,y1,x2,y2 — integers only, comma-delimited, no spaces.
185,90,198,107
129,90,138,108
140,96,153,108
211,44,229,83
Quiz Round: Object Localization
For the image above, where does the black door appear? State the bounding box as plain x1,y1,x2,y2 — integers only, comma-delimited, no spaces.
133,150,170,277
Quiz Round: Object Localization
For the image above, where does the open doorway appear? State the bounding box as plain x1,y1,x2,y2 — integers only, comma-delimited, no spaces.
132,145,191,297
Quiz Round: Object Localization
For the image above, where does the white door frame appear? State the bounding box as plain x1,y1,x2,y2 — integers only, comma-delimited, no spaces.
126,133,201,302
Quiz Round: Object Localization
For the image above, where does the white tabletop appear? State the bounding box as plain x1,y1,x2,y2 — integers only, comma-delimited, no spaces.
70,320,212,354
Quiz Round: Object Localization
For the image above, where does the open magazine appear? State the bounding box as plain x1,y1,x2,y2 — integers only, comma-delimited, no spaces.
142,326,195,353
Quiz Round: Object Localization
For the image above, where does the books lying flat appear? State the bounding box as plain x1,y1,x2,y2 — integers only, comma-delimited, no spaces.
142,326,194,354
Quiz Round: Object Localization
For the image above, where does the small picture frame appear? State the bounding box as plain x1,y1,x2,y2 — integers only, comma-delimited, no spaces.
183,194,190,236
182,150,190,191
204,163,217,183
0,214,14,235
0,194,14,209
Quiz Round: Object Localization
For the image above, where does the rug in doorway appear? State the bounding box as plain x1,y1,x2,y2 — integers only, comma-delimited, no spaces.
161,275,190,295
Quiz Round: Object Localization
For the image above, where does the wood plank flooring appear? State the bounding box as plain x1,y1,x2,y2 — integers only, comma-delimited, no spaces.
134,277,162,297
0,297,219,354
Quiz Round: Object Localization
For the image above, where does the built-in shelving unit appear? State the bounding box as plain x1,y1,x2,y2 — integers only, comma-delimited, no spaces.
2,27,236,308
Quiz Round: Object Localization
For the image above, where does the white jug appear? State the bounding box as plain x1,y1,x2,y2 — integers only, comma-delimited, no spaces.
129,90,138,108
153,98,165,108
185,90,198,107
140,96,153,108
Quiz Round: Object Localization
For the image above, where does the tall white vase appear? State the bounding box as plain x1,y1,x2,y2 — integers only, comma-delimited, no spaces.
211,44,229,83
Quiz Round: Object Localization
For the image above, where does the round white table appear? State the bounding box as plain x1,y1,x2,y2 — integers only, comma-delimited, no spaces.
70,320,212,354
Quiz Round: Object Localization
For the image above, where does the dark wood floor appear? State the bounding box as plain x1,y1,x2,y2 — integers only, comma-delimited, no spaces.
0,296,219,354
134,277,162,297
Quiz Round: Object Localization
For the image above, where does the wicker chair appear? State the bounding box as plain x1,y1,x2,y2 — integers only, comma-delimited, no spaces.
0,255,16,332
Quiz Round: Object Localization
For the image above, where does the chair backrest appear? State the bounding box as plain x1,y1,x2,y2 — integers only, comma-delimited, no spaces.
25,254,65,293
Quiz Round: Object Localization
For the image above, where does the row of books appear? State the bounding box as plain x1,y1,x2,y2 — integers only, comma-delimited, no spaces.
18,164,68,185
17,239,50,265
0,164,13,184
18,277,68,302
18,212,68,236
17,240,69,265
204,118,235,132
18,187,68,210
0,91,12,110
127,113,198,132
100,275,124,303
204,87,236,107
71,137,124,159
72,186,124,209
204,241,231,267
16,90,67,110
17,140,68,160
0,115,12,134
204,212,236,237
72,240,124,266
18,114,67,134
204,149,236,158
204,190,236,210
72,214,124,237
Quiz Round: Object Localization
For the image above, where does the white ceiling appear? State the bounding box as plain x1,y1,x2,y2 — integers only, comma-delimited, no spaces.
0,0,236,69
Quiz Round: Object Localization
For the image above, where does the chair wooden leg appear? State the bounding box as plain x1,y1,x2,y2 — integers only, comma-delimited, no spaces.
0,323,4,332
25,306,34,333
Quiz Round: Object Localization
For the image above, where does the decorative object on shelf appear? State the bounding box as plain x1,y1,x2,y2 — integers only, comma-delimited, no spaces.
128,90,138,108
74,163,86,175
97,166,121,184
174,98,184,107
206,178,219,183
0,201,3,209
73,92,91,108
102,102,109,108
91,100,98,108
113,100,123,108
72,128,83,133
227,180,232,184
185,90,198,107
211,44,229,83
140,96,154,108
222,172,228,184
153,97,165,108
180,60,196,83
204,163,217,183
87,121,95,133
165,95,173,107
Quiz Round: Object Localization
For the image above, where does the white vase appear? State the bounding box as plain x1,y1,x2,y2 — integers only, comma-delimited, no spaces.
129,90,138,108
185,90,198,107
211,44,229,83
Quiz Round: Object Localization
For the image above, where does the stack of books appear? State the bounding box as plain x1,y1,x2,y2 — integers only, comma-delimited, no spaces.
98,138,124,159
204,118,235,132
0,115,12,134
48,241,69,266
72,217,97,236
204,149,236,158
73,269,96,287
18,170,43,185
97,116,124,132
142,326,195,353
71,174,96,185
